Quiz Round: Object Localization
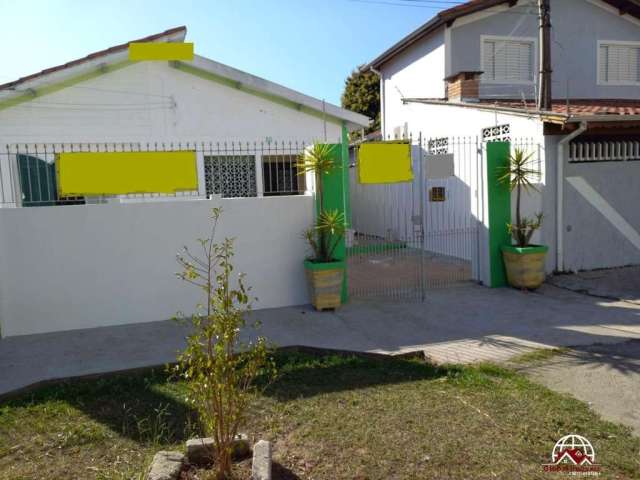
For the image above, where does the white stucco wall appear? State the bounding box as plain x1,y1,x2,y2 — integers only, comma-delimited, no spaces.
365,99,551,282
380,27,446,139
0,196,314,337
0,60,343,146
562,159,640,272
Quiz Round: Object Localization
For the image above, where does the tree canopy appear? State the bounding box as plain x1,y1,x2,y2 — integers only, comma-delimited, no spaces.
341,65,380,137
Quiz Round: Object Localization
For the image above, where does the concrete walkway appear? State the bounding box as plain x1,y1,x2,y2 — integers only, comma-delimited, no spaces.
516,340,640,436
550,266,640,304
2,283,640,396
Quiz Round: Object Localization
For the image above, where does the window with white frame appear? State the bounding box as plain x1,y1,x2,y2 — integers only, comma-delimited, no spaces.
598,42,640,85
482,36,535,83
262,154,306,196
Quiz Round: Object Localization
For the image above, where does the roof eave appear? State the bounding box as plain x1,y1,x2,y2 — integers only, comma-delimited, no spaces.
565,114,640,122
366,17,444,70
365,0,519,70
402,97,569,123
0,27,186,93
183,55,369,130
0,31,369,131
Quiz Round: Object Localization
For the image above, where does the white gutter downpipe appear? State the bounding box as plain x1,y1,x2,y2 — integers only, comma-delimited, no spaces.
556,121,587,272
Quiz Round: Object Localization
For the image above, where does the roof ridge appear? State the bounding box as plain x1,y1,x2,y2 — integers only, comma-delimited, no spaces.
0,26,186,91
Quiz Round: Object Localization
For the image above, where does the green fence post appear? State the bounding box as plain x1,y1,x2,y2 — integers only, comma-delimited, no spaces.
318,123,350,303
486,141,511,288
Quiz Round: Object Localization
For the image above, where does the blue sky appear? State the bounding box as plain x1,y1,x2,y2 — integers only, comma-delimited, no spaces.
0,0,461,105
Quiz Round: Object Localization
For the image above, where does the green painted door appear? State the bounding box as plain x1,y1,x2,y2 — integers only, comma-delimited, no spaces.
18,154,57,207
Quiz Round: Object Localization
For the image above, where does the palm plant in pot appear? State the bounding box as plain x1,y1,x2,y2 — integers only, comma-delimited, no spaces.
498,148,548,289
297,143,346,310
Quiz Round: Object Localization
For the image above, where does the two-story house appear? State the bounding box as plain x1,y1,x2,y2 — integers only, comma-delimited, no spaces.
365,0,640,275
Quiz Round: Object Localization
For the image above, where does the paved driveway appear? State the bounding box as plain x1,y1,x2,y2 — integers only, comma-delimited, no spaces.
550,266,640,304
516,340,640,436
1,283,640,397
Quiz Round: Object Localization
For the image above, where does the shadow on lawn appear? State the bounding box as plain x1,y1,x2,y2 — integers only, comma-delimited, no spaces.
516,339,640,377
2,350,455,446
262,348,453,401
272,461,304,480
3,368,201,445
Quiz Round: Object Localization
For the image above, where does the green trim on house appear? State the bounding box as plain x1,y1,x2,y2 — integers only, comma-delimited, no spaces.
487,141,512,288
501,245,549,255
171,62,345,126
0,61,134,112
304,259,345,271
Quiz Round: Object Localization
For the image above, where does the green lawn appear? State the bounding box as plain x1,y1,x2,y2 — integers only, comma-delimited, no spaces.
0,351,638,479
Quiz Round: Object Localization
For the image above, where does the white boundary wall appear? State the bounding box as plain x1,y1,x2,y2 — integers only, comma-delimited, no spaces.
0,196,313,337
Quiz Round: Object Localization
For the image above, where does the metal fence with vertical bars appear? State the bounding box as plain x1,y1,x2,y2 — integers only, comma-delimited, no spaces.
0,140,318,207
569,140,640,163
347,134,541,300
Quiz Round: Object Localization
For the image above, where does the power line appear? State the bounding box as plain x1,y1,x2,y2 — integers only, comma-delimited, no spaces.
380,0,463,4
349,0,537,15
348,0,463,8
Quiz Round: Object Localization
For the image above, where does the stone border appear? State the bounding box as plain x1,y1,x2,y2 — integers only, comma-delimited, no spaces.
147,451,184,480
148,436,272,480
252,440,272,480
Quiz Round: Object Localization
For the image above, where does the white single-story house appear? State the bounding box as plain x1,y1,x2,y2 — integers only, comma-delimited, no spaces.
364,0,640,277
0,26,367,146
0,26,369,337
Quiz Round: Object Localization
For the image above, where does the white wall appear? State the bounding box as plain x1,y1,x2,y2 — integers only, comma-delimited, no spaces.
0,196,314,337
0,60,344,207
380,27,446,138
562,159,640,272
379,101,546,233
369,99,550,282
0,61,343,146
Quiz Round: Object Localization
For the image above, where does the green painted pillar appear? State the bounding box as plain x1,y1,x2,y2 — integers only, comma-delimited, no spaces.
486,142,511,288
317,123,350,303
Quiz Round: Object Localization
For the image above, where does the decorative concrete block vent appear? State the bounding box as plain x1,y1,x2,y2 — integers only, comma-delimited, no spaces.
146,451,184,480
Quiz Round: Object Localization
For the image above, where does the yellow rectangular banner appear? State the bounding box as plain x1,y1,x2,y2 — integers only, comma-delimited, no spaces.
358,142,413,184
57,151,198,196
128,42,194,61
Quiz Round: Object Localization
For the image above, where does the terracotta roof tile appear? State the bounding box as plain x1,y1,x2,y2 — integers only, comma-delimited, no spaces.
479,99,640,117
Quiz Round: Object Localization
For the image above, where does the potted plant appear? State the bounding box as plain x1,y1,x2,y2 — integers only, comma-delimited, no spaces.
498,148,548,289
297,143,346,310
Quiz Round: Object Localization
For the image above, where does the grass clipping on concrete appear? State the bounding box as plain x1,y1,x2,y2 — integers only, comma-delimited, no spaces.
1,351,639,479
